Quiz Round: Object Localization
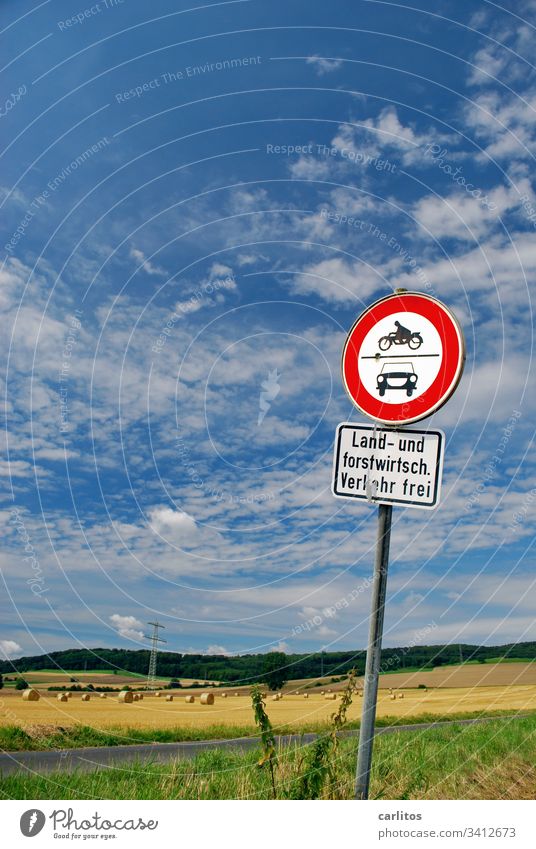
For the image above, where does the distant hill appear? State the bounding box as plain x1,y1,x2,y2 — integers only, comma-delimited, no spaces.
2,642,536,684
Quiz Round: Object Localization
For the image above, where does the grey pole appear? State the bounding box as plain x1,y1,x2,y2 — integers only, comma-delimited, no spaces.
355,503,393,800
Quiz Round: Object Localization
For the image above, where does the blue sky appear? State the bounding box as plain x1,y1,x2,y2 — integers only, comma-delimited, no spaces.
1,0,535,663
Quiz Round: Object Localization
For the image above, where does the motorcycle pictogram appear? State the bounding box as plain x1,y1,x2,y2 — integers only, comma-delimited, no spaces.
378,321,423,351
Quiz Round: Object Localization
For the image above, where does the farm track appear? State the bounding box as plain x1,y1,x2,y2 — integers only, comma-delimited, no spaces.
0,714,525,777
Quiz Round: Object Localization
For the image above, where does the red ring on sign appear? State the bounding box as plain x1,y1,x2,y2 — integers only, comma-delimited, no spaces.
342,293,464,424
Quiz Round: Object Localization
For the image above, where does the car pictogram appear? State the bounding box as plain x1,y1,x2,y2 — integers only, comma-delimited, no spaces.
376,361,418,397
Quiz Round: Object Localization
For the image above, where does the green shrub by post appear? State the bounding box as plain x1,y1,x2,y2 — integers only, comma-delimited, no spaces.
251,685,277,798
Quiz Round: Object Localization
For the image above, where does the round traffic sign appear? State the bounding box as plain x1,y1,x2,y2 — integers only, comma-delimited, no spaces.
342,292,465,425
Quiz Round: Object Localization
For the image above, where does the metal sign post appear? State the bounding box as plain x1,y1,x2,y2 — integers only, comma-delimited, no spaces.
355,503,392,800
335,290,465,802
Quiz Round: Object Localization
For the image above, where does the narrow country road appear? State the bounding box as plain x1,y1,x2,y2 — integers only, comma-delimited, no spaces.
0,715,521,777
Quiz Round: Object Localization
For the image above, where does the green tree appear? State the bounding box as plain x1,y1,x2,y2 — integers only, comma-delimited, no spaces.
15,678,28,690
0,674,3,690
263,652,288,691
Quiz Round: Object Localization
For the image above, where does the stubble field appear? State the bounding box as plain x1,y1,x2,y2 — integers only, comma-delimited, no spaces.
2,683,536,732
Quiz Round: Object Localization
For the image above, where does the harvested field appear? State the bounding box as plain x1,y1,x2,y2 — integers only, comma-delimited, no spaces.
1,683,535,732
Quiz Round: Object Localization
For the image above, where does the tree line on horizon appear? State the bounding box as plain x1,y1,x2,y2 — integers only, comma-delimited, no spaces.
2,641,535,684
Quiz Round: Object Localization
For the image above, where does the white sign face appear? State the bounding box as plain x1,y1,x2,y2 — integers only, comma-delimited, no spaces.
332,423,445,510
357,312,443,404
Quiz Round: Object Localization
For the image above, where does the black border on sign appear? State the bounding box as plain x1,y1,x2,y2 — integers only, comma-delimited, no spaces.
331,423,445,511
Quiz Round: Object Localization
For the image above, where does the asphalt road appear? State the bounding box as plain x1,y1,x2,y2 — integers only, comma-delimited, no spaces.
0,715,521,777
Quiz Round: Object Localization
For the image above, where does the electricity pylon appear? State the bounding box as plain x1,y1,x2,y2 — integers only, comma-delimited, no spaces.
144,621,166,690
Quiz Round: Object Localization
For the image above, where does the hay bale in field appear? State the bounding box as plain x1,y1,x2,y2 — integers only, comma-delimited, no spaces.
137,694,143,700
234,692,239,696
398,693,404,700
278,692,283,699
118,690,134,703
303,693,309,699
221,692,227,698
57,693,68,702
81,694,91,701
165,694,173,702
155,692,162,697
22,689,40,701
132,694,140,701
327,688,332,693
99,693,107,699
324,693,337,700
389,694,396,701
66,692,72,698
185,695,195,703
271,694,279,701
320,690,325,695
200,692,214,705
295,691,300,695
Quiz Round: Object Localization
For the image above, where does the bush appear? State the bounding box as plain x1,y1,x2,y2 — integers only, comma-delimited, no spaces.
418,684,427,690
167,679,182,689
15,678,28,690
0,674,3,690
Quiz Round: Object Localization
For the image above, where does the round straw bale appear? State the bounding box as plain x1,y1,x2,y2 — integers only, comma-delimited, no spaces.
303,693,309,699
99,693,107,699
398,693,404,699
390,693,396,700
118,690,134,703
57,693,68,702
234,692,239,696
66,691,72,698
320,690,325,695
132,694,140,701
22,688,40,701
200,692,214,705
165,694,173,701
81,693,90,701
155,691,162,697
137,694,143,700
327,688,332,693
324,693,337,700
271,694,279,701
184,695,195,703
221,692,227,698
278,693,283,699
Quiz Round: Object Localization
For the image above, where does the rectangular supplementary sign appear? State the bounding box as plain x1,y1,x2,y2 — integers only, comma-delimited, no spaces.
332,423,445,510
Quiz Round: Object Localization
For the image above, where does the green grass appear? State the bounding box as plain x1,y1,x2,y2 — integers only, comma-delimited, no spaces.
2,715,535,800
1,708,534,752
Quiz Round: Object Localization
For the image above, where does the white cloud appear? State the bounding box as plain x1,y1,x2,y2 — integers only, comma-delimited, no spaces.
0,639,23,659
129,247,167,277
148,506,198,535
292,257,384,304
206,644,229,655
306,56,343,75
109,614,144,641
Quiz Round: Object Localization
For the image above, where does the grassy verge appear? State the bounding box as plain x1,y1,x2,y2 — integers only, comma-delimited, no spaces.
1,708,534,752
1,715,535,800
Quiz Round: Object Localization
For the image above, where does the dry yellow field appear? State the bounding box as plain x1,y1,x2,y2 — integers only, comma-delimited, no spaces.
8,672,215,687
2,684,535,732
